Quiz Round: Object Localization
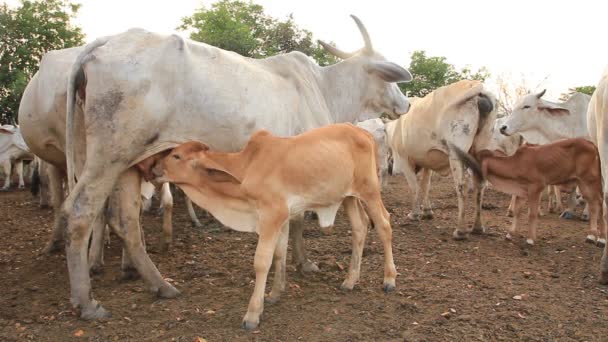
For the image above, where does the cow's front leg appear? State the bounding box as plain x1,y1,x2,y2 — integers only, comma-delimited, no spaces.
402,164,422,220
266,222,289,304
1,159,11,190
419,168,434,219
290,217,319,273
243,210,286,330
449,158,470,240
15,160,25,189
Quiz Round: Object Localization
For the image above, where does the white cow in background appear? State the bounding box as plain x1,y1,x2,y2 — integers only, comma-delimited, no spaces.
499,90,592,220
0,124,34,190
356,118,390,188
19,15,412,325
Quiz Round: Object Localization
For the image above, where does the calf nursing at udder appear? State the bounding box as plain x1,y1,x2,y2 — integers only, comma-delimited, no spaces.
448,138,606,246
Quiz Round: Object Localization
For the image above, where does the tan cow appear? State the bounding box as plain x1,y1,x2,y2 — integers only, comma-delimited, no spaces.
386,80,496,239
138,123,396,330
449,138,605,246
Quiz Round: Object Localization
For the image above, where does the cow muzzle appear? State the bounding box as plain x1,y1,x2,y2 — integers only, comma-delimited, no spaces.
499,125,510,136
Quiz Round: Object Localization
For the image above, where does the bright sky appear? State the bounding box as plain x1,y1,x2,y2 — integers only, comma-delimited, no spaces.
4,0,608,99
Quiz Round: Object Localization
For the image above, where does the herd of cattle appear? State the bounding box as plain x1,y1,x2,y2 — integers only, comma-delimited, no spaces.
2,15,608,329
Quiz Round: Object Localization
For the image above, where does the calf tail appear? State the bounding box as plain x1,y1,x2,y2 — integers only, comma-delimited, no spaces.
445,140,484,181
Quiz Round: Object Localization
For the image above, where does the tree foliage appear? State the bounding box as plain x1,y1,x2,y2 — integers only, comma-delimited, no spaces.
0,0,84,124
179,0,337,66
400,50,490,98
558,85,597,101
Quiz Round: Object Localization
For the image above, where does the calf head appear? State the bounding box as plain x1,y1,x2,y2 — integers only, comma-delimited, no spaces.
500,89,570,137
319,15,412,119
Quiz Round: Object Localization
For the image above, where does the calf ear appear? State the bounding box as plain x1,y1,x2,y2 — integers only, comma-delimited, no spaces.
195,157,242,185
539,104,570,116
366,61,412,83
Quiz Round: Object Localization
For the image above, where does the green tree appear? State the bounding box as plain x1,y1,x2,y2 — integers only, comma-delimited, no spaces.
0,0,84,124
179,0,337,65
400,50,489,98
559,85,597,101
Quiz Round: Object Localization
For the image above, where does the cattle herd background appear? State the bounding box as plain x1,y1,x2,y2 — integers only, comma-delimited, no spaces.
1,1,608,341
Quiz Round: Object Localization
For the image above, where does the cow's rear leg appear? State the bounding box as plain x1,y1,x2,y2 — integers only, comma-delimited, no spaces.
88,212,108,275
110,169,179,296
506,196,524,241
449,158,470,240
15,160,25,189
419,168,434,219
290,217,319,273
1,159,11,190
266,222,289,304
363,195,397,292
185,197,203,228
471,177,486,234
159,182,173,252
402,164,422,220
42,165,66,254
525,190,542,245
341,197,369,290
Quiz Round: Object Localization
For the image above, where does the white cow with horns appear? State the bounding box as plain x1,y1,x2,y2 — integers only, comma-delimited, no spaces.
18,15,412,327
0,124,34,190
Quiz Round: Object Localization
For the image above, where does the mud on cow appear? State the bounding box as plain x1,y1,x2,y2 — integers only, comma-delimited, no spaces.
449,138,606,246
19,15,411,320
385,80,497,239
138,124,395,329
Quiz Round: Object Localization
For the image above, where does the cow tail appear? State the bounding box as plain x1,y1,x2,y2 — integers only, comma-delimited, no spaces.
444,140,484,181
31,158,40,196
66,37,109,191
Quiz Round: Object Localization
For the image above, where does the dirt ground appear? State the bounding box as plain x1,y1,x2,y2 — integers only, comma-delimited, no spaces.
0,175,607,341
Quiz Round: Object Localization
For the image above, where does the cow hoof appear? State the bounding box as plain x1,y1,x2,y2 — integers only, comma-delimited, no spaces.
600,271,608,285
421,210,434,220
452,230,469,240
526,238,535,246
0,188,9,192
89,263,104,275
383,282,396,293
471,225,486,235
586,235,597,244
505,233,513,240
80,303,112,320
340,281,355,291
191,221,203,229
241,317,260,331
298,260,320,274
407,212,421,221
597,239,606,247
559,211,576,220
157,283,181,299
581,214,590,222
120,267,140,281
506,210,513,218
264,294,281,304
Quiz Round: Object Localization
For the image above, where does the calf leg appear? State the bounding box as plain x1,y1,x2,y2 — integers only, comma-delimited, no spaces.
578,183,602,245
341,197,369,290
420,168,434,219
526,190,542,245
266,222,289,304
507,196,524,240
1,159,11,190
42,165,66,254
507,195,516,217
290,217,319,273
159,182,173,252
364,195,397,292
185,197,203,228
15,160,25,189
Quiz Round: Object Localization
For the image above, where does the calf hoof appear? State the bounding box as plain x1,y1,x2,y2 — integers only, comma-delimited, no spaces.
120,267,140,281
559,211,576,220
597,239,606,247
157,283,181,299
505,233,513,240
407,212,421,221
586,235,597,244
421,210,434,220
264,293,281,304
241,314,260,331
80,303,111,320
506,210,513,218
340,280,355,291
525,238,535,246
298,260,320,274
452,230,469,241
383,282,396,293
471,225,486,235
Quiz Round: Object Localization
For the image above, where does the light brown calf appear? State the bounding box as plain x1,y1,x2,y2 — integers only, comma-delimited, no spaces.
449,138,606,246
138,123,396,330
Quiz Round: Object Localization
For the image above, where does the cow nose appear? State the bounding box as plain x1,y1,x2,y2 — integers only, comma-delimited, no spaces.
499,125,507,135
152,165,163,178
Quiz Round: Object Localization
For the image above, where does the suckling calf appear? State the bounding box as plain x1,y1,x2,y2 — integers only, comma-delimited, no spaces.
138,123,396,330
449,138,606,246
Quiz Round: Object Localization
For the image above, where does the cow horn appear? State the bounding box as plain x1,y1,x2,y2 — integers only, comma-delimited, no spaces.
350,15,373,53
536,89,546,99
317,40,354,59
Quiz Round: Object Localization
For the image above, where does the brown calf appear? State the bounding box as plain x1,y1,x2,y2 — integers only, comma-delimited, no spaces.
139,123,396,330
449,138,606,246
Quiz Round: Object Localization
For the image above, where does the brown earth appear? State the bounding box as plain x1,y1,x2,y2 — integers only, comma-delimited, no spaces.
0,175,607,341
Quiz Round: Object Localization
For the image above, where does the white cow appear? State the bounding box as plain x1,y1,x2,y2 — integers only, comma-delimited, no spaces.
19,15,412,322
499,90,592,220
0,125,34,190
586,66,608,284
356,118,390,188
386,80,497,240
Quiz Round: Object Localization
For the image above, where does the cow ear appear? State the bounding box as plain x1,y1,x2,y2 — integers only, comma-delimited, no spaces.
539,103,570,116
366,61,412,83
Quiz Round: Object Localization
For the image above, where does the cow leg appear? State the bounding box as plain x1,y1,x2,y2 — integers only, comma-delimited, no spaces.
546,186,555,214
159,182,173,252
526,190,542,245
1,159,11,190
341,197,369,290
449,158,470,240
42,165,66,254
419,168,434,219
15,160,25,189
506,196,524,240
242,210,286,330
581,203,590,222
141,197,152,213
38,162,51,208
402,164,422,220
560,191,578,220
364,194,397,292
266,222,289,304
578,183,602,245
88,211,108,275
185,197,203,228
290,217,319,273
471,177,485,234
507,195,516,217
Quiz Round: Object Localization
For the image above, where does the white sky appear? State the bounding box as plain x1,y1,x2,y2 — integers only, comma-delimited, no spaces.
4,0,608,99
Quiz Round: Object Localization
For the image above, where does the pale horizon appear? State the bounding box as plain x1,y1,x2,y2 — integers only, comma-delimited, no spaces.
4,0,607,101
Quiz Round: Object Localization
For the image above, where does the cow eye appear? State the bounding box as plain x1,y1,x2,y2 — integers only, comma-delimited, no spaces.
172,154,181,160
523,105,531,109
